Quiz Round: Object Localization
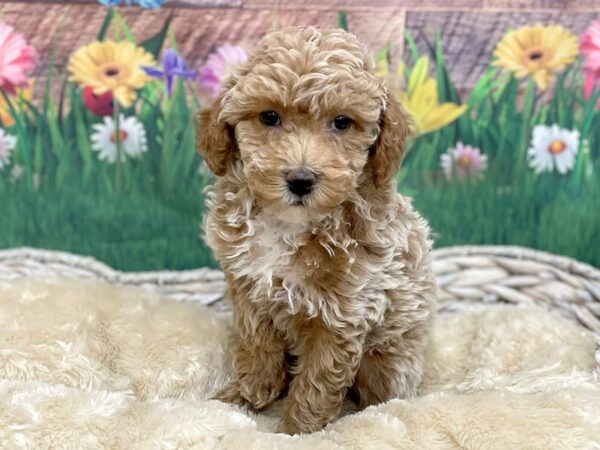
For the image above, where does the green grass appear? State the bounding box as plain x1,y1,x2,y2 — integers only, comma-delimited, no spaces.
0,183,215,271
405,178,600,267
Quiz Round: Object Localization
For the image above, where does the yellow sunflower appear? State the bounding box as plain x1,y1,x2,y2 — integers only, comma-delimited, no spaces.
68,40,155,108
493,24,579,90
0,79,34,127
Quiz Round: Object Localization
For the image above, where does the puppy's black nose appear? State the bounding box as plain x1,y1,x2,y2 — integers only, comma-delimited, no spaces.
285,168,316,197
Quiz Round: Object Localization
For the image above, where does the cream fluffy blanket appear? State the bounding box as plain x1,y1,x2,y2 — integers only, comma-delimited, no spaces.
1,278,599,449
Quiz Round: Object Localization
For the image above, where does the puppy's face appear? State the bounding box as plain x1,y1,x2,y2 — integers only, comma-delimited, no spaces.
198,28,409,224
232,81,382,223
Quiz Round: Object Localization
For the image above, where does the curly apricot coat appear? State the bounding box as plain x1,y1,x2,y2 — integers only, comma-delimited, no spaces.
197,27,436,435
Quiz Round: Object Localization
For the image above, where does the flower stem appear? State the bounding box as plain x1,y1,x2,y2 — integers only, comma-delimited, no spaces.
113,99,122,192
1,89,33,190
518,78,536,177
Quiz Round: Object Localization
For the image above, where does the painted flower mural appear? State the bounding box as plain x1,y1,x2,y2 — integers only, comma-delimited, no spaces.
380,56,468,136
0,79,33,126
0,128,16,170
0,9,597,272
440,143,488,180
82,87,115,117
68,40,155,108
493,24,579,90
0,22,36,95
98,0,164,8
527,125,580,174
581,19,600,109
143,49,197,96
198,44,248,98
90,115,148,163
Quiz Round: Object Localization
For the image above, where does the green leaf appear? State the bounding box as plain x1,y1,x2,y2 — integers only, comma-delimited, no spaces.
113,11,136,43
405,31,420,63
408,56,428,98
580,90,600,144
140,12,173,59
98,8,115,41
569,93,597,191
47,106,65,159
1,90,33,188
468,66,498,108
516,78,536,173
374,45,390,67
44,6,70,115
33,127,43,175
373,45,391,77
338,10,348,31
74,108,93,181
434,33,460,104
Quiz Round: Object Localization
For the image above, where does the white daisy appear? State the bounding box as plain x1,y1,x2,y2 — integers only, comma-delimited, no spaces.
0,128,17,170
90,114,148,163
527,124,580,174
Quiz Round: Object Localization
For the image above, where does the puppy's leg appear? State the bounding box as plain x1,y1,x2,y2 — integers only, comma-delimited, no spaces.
213,285,287,410
214,330,287,410
234,324,288,410
212,378,248,407
351,326,427,409
277,321,363,435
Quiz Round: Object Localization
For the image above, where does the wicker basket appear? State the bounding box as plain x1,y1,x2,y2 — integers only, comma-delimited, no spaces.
1,245,599,361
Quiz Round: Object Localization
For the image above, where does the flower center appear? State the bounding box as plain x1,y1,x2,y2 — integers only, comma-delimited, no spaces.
527,50,544,61
110,130,128,143
457,155,471,168
548,139,567,154
104,67,120,77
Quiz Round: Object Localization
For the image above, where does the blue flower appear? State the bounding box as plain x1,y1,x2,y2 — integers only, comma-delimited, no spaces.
143,49,197,96
98,0,164,8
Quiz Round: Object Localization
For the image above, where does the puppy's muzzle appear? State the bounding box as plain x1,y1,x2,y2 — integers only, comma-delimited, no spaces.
285,168,317,197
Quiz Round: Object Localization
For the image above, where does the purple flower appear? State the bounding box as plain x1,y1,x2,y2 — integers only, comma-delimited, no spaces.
198,44,247,99
99,0,164,9
143,48,196,96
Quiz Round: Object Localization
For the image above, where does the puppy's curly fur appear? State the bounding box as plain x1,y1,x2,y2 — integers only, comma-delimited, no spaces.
197,27,436,435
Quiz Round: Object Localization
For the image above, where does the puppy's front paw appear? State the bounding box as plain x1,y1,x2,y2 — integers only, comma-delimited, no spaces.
212,381,248,407
238,369,286,411
276,416,304,435
276,413,324,435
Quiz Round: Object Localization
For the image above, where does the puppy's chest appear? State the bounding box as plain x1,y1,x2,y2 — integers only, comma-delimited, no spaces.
231,215,328,288
219,213,394,331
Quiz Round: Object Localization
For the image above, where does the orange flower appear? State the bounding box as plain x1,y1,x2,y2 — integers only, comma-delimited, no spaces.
0,79,34,127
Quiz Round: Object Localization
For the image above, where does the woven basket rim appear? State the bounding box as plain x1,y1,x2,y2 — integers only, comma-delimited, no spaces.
1,245,598,281
433,245,600,281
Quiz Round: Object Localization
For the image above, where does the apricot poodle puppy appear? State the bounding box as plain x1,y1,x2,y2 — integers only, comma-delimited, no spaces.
197,27,436,435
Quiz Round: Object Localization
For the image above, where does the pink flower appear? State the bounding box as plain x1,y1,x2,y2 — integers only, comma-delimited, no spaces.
440,142,488,181
0,23,36,96
581,19,600,109
198,44,247,99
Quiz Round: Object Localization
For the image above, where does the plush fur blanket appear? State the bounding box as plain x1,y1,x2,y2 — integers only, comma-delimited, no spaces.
1,278,599,449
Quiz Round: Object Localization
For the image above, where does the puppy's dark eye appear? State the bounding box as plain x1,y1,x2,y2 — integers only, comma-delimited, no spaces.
332,115,352,132
259,111,281,127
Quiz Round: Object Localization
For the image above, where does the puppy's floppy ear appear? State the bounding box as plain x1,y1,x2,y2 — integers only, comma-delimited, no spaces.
196,99,237,177
369,94,411,188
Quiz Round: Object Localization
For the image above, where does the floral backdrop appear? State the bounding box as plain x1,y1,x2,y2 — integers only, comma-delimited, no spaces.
0,1,599,271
